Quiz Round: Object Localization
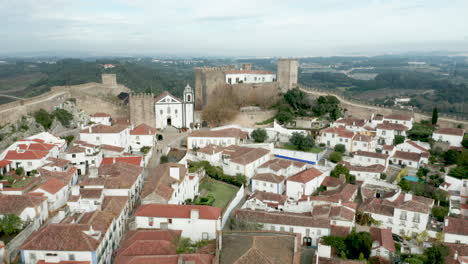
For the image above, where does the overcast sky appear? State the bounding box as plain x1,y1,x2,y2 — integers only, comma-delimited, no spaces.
1,0,468,57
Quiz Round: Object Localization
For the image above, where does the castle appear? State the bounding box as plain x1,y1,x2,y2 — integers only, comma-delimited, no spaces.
130,59,298,127
194,59,298,110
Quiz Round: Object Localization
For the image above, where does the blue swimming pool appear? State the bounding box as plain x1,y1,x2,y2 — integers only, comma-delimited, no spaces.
404,176,420,182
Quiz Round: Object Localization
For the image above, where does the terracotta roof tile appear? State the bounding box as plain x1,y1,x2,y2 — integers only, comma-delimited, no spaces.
252,173,285,183
135,204,222,220
5,150,49,160
130,123,157,135
354,150,389,160
34,178,67,194
434,127,464,136
0,194,45,215
287,168,323,183
141,162,186,201
154,91,182,103
249,191,288,205
376,122,409,131
321,176,345,188
384,114,412,121
91,112,111,118
443,217,468,236
80,124,127,134
235,209,330,228
189,128,248,139
100,144,125,152
101,156,143,167
392,151,424,162
370,227,395,252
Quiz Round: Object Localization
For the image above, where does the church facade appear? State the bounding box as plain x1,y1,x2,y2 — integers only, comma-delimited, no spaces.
154,84,194,129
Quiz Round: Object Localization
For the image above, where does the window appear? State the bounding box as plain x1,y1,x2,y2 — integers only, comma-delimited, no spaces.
382,131,386,135
136,136,140,140
280,226,285,231
270,225,276,231
30,253,37,262
236,165,240,170
400,212,407,220
96,136,100,140
72,154,76,158
317,229,321,235
306,228,310,235
27,162,32,166
187,94,192,102
167,107,171,114
202,232,209,240
413,213,420,223
168,219,173,224
175,109,178,114
263,182,266,186
289,227,294,232
69,254,75,261
160,110,163,115
228,78,232,84
270,184,274,188
236,77,240,83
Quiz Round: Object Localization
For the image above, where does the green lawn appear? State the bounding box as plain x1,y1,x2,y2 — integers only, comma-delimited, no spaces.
281,144,324,153
198,178,239,209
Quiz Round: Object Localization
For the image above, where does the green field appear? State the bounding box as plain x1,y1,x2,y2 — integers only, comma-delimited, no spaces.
198,177,239,209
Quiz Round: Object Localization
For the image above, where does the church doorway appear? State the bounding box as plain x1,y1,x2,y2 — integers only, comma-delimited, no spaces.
167,118,172,126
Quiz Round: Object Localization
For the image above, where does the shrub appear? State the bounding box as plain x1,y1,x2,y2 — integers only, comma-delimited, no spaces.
393,135,405,145
188,161,244,187
251,128,268,143
52,109,73,127
61,135,74,146
380,173,387,180
329,151,343,163
160,155,169,164
431,206,449,222
34,109,53,129
334,144,346,153
319,143,326,147
0,214,23,235
15,167,24,176
140,146,151,154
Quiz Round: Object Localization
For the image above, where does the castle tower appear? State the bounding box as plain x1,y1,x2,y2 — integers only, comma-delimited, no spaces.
129,93,156,127
101,74,117,87
277,59,299,92
183,84,195,128
242,63,252,70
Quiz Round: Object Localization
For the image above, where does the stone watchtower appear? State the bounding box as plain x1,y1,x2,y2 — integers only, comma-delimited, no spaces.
101,74,118,87
277,59,299,92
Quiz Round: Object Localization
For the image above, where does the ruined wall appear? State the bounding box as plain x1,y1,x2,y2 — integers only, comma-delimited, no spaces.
129,93,155,127
101,74,117,87
0,75,131,126
194,66,233,110
277,59,299,92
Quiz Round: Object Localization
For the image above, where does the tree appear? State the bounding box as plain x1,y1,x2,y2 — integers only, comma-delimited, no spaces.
431,206,449,222
321,236,347,257
334,144,346,153
345,232,373,259
251,128,268,143
34,109,54,129
283,88,310,111
0,214,23,235
330,164,353,182
432,107,438,125
462,138,468,149
329,151,343,163
424,243,449,264
52,108,73,127
15,167,24,176
393,135,405,145
289,132,315,151
443,149,459,165
160,155,169,164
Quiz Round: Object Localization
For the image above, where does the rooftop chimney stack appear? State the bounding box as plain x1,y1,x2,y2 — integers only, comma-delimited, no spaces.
191,209,199,220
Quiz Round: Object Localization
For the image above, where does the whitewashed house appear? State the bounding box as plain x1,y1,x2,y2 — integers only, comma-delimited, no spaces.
3,145,53,174
332,117,367,133
41,157,71,172
432,128,465,147
187,128,248,150
90,112,112,126
286,167,328,199
444,217,468,245
135,204,222,241
396,140,430,154
383,114,414,130
234,209,331,246
376,122,409,145
391,151,429,168
31,178,69,211
317,126,354,150
351,151,389,168
370,227,395,261
129,123,157,152
257,158,308,178
79,124,131,151
0,194,48,223
351,134,377,152
140,162,200,205
341,161,386,183
67,187,104,213
251,173,286,194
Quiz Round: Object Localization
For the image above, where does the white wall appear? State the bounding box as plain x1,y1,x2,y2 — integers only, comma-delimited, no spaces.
80,128,130,151
135,216,220,241
261,223,329,246
21,250,95,264
187,136,238,150
251,179,284,194
225,73,276,84
432,133,463,147
90,116,111,126
272,148,323,164
444,233,468,245
130,134,155,151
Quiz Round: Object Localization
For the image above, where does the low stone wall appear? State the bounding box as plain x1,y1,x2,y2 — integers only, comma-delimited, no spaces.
221,185,245,228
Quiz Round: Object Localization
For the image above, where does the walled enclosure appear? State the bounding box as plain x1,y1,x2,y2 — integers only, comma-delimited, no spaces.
129,94,156,127
194,59,299,110
0,74,130,126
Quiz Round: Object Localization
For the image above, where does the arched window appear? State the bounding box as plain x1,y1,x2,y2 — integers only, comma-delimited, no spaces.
187,94,192,102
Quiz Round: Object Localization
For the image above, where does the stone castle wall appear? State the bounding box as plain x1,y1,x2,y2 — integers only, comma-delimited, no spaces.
129,93,156,127
230,82,282,107
0,76,131,126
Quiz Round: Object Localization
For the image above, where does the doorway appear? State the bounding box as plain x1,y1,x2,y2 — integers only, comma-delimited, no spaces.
167,118,172,126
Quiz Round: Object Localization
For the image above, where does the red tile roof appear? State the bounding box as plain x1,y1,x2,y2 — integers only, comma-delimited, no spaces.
44,157,70,168
321,176,345,188
5,150,49,160
131,123,157,135
444,217,468,236
434,127,464,136
370,227,395,252
354,150,389,160
392,151,424,162
252,173,285,183
154,91,182,103
35,178,67,194
36,261,90,264
101,156,143,167
28,143,56,151
100,144,125,152
80,124,127,134
91,112,111,118
0,194,46,215
235,209,330,228
249,191,288,206
135,204,222,220
0,160,12,168
331,225,351,238
376,122,409,131
320,126,354,138
406,140,429,152
189,128,248,139
287,168,323,183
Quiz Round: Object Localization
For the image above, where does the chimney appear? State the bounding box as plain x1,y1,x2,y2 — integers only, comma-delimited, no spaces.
445,218,449,227
71,185,80,196
89,166,98,178
454,250,458,260
338,199,342,205
88,127,92,133
191,209,199,220
169,167,180,180
404,193,412,202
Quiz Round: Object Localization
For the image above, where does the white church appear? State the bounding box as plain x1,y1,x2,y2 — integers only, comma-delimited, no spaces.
154,84,194,129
